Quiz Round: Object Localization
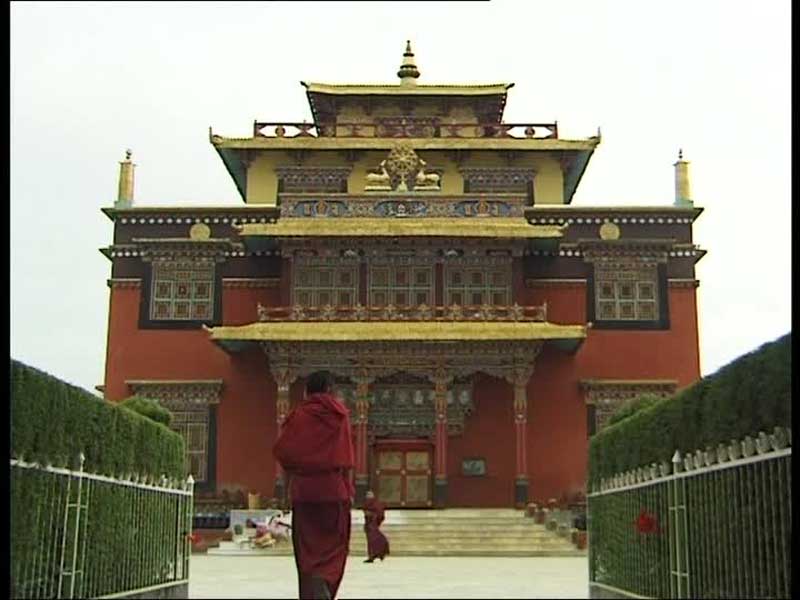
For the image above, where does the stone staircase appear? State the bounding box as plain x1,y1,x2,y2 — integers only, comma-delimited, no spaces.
207,509,584,557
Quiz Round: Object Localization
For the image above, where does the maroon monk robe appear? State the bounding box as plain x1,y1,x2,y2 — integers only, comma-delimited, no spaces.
273,392,355,600
363,498,390,561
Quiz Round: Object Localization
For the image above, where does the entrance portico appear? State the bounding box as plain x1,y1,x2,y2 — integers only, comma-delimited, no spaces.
207,319,585,508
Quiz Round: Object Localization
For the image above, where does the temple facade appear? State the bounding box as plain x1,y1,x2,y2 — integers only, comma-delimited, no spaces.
101,43,704,509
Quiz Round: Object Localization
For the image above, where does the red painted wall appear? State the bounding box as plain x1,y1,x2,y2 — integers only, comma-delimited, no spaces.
104,280,701,506
447,374,516,507
104,285,282,498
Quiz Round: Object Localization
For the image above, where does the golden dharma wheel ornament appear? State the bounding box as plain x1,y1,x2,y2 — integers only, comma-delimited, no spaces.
189,223,211,240
599,222,620,240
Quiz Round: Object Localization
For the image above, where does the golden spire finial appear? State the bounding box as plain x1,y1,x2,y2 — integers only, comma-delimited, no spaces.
397,39,420,86
116,148,136,208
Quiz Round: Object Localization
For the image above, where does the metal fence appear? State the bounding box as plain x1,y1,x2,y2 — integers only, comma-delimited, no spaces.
11,455,194,599
588,427,792,599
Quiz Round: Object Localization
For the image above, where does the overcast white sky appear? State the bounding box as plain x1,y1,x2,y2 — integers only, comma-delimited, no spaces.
11,1,791,394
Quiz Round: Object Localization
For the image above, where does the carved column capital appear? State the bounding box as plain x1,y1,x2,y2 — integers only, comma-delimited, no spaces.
508,363,535,388
431,366,452,422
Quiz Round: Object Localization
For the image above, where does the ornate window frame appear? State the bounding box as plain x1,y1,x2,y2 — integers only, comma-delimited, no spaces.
444,256,512,307
582,241,671,330
367,256,435,308
580,379,677,435
136,239,235,330
292,256,360,308
126,380,223,492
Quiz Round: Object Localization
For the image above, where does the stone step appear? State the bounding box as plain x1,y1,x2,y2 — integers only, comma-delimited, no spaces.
361,525,564,532
207,546,585,558
206,509,585,558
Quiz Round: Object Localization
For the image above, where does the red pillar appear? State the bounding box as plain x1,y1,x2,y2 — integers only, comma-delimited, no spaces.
354,377,371,505
433,375,449,507
273,372,292,504
510,359,536,508
513,379,528,507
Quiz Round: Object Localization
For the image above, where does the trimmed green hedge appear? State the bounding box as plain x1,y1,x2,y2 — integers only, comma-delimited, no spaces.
589,332,791,484
11,360,189,597
119,395,173,427
605,394,664,428
10,359,184,479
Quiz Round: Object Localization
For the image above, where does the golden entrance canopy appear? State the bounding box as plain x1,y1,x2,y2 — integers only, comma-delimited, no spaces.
235,218,564,239
206,320,586,353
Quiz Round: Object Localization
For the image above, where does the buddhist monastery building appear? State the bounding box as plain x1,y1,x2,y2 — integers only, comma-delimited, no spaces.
101,43,704,509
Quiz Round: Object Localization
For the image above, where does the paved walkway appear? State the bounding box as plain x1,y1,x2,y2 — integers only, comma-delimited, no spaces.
189,555,589,599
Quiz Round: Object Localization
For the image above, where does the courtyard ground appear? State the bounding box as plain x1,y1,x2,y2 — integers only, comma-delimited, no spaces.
189,555,589,599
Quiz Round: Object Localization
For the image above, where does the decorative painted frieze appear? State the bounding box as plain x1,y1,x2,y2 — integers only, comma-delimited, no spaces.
222,278,281,289
278,194,525,218
460,167,535,193
107,278,142,289
337,381,475,438
109,212,278,225
125,380,224,408
274,166,351,193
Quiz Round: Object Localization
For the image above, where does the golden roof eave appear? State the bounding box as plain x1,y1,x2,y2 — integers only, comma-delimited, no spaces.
235,218,566,239
301,81,514,96
206,320,586,343
209,135,600,152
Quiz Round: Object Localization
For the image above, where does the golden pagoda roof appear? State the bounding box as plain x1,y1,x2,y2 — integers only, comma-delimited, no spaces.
207,320,586,344
302,82,514,96
235,218,565,239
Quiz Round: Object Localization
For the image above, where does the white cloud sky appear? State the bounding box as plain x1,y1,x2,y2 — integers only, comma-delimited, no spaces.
10,0,791,393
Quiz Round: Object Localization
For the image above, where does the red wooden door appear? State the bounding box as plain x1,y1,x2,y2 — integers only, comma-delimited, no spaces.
373,441,432,507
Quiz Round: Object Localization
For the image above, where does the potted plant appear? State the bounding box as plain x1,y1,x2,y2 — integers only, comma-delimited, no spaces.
576,530,588,549
534,506,547,524
525,502,538,518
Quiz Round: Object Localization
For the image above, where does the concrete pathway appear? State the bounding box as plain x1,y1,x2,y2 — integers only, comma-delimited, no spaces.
189,555,589,599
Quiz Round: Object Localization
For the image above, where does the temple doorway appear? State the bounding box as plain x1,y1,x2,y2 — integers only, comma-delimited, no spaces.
371,440,433,508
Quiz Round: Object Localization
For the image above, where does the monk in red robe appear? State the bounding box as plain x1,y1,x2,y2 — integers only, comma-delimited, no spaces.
362,490,389,563
273,371,355,600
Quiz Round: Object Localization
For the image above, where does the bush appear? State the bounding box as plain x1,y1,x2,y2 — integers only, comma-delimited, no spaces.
10,360,189,597
605,394,665,427
589,332,791,484
10,359,184,479
119,395,173,427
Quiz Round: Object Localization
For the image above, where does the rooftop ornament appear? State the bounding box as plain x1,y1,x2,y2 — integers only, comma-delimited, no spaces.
397,40,420,87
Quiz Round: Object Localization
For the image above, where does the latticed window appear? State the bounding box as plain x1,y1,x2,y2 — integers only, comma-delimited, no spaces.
169,408,209,483
369,262,434,307
445,263,510,306
594,262,659,321
293,260,359,307
150,259,215,321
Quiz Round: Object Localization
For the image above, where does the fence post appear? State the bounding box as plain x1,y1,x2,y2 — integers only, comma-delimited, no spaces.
68,452,86,599
669,450,690,599
184,475,194,582
57,453,85,599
